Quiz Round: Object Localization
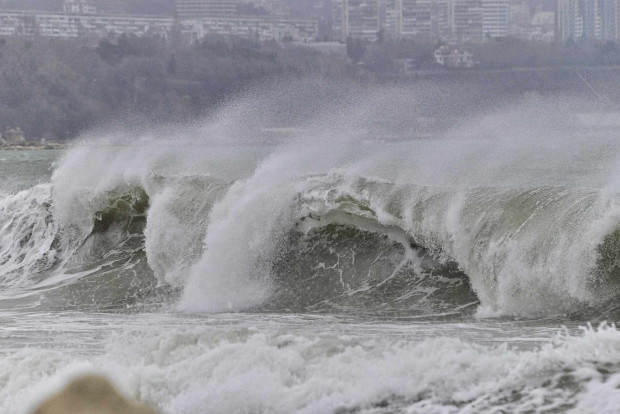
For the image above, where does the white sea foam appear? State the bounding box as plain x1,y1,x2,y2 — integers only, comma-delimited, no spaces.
0,185,58,291
3,321,620,414
5,84,620,414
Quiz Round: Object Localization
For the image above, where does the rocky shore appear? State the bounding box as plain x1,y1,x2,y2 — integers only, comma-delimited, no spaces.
31,375,156,414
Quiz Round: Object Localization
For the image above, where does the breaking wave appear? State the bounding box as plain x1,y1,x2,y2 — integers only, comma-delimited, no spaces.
3,90,620,319
8,79,620,414
3,153,620,319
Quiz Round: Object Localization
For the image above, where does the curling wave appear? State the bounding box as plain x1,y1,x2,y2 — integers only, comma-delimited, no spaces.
3,158,620,319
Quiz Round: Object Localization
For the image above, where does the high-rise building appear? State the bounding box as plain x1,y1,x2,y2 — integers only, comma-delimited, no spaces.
600,0,620,39
556,0,582,40
356,0,511,42
175,0,240,19
333,0,379,40
582,0,602,38
383,0,402,38
482,0,509,37
449,0,483,42
383,0,450,40
556,0,619,41
402,0,418,36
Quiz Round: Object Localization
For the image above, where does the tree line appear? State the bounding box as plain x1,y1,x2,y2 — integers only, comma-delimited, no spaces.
2,33,620,141
362,36,620,72
0,35,351,141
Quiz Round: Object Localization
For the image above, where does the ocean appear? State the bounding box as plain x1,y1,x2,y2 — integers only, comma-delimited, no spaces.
3,92,620,413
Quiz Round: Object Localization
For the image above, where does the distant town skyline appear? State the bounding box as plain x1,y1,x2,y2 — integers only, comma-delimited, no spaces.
1,0,620,45
0,0,174,15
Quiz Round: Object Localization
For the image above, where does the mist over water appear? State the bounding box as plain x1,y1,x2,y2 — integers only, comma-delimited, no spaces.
51,83,620,317
5,82,620,413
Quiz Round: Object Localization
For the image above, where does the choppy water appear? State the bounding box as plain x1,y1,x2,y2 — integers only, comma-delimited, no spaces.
5,91,620,413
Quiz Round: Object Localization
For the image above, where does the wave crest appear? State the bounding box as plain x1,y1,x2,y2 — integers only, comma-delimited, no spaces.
5,156,620,318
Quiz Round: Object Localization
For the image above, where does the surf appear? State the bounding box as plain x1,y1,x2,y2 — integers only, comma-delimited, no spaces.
3,87,620,320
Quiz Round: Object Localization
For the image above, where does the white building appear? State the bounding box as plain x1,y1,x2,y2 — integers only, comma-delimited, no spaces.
63,0,97,14
0,10,317,42
0,11,174,38
482,0,509,38
434,44,474,67
599,0,619,39
556,0,620,41
556,0,582,40
448,0,484,42
174,0,240,19
384,0,451,40
332,0,380,41
182,15,318,42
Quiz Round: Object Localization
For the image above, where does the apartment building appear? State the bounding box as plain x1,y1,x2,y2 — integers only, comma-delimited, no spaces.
384,0,451,39
482,0,509,37
332,0,380,41
182,15,318,42
556,0,620,41
63,0,125,15
174,0,239,19
0,10,317,43
449,0,483,42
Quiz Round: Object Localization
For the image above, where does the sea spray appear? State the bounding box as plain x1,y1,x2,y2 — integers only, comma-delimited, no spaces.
4,89,620,315
4,84,620,414
3,317,620,414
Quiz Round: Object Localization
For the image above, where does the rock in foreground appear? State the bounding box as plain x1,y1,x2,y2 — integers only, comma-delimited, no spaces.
32,374,156,414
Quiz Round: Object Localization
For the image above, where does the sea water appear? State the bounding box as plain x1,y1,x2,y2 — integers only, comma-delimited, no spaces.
3,90,620,413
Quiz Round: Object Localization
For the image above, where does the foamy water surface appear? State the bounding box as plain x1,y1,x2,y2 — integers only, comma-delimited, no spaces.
4,90,620,413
